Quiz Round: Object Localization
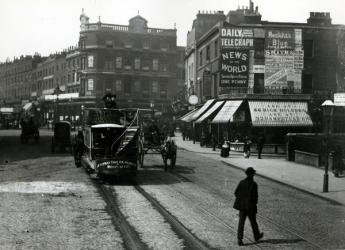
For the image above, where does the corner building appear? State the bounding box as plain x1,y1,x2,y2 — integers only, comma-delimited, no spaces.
78,11,180,111
185,1,345,145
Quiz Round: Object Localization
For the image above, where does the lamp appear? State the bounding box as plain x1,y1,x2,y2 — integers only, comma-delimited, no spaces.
321,99,335,192
150,101,155,118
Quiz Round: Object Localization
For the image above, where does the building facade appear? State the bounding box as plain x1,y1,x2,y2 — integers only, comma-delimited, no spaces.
188,2,345,102
184,1,345,144
0,11,185,126
78,11,182,112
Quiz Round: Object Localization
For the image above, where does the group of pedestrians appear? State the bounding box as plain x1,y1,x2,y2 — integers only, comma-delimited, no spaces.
243,134,265,159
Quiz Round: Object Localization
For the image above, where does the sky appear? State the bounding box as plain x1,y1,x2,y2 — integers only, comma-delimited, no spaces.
0,0,345,62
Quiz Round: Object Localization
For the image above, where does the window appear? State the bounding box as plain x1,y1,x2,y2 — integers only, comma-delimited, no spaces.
87,79,94,91
105,61,113,70
254,39,265,59
116,57,122,68
124,79,131,94
214,40,218,58
152,81,158,93
115,80,122,92
105,40,113,48
153,59,159,71
199,51,203,66
134,81,140,92
303,40,314,58
160,83,167,99
142,81,149,98
88,55,94,68
134,58,141,70
143,40,150,49
206,45,210,61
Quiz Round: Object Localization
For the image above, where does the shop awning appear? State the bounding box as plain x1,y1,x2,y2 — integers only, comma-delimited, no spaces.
195,101,224,123
211,100,243,123
22,102,33,111
0,107,14,114
180,109,199,122
248,101,313,127
190,99,215,121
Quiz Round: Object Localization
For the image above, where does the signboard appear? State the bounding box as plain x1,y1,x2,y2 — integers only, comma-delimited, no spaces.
334,93,345,106
264,28,303,89
96,159,136,169
220,27,254,48
220,49,249,87
266,29,294,50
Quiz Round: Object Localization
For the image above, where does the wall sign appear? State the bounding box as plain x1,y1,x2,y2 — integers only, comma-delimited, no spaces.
220,49,249,87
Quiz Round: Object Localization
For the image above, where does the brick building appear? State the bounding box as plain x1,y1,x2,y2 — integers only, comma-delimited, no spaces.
78,11,183,112
184,1,345,144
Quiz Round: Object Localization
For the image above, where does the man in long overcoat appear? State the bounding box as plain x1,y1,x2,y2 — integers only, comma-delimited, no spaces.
233,167,264,246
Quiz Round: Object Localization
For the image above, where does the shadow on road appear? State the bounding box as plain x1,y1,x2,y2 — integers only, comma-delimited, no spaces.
0,135,71,164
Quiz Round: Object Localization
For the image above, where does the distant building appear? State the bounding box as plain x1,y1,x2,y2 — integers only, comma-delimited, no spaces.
78,11,183,112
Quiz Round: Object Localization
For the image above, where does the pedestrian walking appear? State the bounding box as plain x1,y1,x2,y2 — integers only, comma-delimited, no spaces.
256,134,265,159
243,136,252,158
233,167,264,246
332,145,344,177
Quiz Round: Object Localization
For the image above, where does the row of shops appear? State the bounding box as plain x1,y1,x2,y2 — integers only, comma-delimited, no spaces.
178,95,317,149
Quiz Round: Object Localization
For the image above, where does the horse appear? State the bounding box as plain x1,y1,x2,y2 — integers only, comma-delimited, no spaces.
161,136,177,171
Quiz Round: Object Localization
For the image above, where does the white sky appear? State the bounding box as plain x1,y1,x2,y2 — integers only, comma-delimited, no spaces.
0,0,345,62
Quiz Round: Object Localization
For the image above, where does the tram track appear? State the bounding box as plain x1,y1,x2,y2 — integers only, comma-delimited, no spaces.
93,181,148,250
133,182,211,250
169,170,325,250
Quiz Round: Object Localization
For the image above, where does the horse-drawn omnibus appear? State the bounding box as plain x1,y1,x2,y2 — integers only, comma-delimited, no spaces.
73,107,144,178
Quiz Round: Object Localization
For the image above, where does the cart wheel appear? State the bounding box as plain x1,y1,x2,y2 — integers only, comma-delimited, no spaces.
138,140,144,168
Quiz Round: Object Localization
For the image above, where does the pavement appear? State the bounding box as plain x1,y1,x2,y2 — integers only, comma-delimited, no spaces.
173,132,345,206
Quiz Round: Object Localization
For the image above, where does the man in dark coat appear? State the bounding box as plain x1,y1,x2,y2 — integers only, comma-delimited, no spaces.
256,134,265,159
233,167,263,246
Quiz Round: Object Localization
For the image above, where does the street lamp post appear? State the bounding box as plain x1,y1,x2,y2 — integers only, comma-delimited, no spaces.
321,100,335,193
150,101,155,119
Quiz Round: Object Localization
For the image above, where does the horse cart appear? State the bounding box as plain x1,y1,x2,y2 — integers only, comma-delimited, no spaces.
51,121,72,153
141,117,177,171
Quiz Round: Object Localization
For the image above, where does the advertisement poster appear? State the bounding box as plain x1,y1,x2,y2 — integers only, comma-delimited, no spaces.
220,49,249,87
264,29,303,89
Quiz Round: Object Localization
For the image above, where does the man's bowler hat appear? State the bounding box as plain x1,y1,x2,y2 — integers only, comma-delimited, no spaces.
245,167,256,176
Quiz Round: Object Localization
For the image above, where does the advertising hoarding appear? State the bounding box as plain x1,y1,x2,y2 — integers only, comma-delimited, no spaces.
220,49,249,87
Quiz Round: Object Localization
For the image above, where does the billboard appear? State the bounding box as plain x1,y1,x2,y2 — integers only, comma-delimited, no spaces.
220,49,249,87
264,29,303,90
